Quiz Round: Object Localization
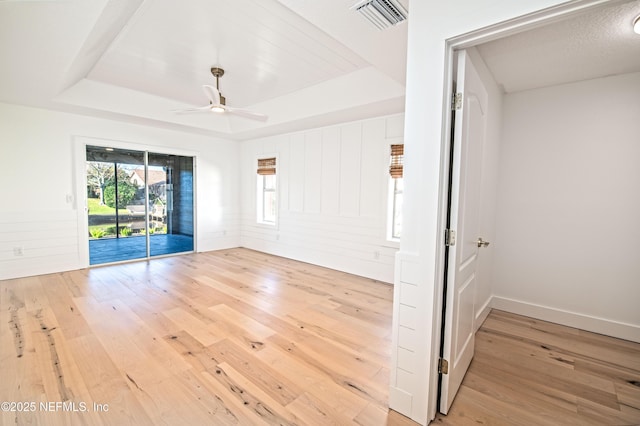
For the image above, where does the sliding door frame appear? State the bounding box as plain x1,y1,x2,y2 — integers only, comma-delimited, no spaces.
73,136,198,267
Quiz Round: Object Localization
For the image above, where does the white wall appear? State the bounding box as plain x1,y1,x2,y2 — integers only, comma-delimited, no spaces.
492,72,640,342
0,103,240,280
239,114,404,283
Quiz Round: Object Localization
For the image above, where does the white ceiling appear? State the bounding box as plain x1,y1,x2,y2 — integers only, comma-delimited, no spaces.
0,0,409,140
0,0,639,140
477,0,640,93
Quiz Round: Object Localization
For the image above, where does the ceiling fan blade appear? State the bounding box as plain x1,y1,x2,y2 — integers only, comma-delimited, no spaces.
225,106,268,122
171,105,212,114
202,85,221,105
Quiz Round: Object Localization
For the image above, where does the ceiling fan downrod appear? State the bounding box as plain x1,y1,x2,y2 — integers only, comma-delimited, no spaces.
211,67,224,89
210,67,226,105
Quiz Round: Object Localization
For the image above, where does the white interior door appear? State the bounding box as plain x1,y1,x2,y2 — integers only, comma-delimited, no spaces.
439,49,489,414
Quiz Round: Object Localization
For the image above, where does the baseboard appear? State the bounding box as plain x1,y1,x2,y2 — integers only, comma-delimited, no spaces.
474,297,492,332
239,240,395,284
491,296,640,343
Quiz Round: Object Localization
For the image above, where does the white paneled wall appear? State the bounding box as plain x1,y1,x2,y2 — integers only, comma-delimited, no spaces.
0,210,81,279
240,114,404,283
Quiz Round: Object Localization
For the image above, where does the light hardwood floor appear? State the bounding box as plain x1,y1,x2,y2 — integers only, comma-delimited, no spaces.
2,248,639,425
1,248,416,425
434,310,640,425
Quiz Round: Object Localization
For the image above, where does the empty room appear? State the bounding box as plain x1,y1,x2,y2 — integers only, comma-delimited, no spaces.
1,1,639,425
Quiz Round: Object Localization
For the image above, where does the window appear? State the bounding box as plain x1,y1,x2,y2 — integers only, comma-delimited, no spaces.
389,144,404,240
257,157,277,224
391,176,403,239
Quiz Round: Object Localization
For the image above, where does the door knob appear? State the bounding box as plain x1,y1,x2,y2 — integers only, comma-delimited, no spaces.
476,238,490,248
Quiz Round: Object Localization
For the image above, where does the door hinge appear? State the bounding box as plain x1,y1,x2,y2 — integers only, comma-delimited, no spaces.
445,229,456,247
438,358,449,375
452,92,462,110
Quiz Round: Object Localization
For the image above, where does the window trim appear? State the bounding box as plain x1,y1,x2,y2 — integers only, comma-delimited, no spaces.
256,154,278,227
386,141,404,244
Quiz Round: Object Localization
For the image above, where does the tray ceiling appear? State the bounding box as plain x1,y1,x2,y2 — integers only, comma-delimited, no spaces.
1,0,639,140
0,0,409,140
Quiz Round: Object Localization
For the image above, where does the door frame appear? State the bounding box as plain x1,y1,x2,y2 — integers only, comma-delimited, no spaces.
429,0,616,420
72,136,198,267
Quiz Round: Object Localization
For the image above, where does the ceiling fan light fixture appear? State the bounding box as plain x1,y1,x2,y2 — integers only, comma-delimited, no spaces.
172,67,267,121
634,15,640,35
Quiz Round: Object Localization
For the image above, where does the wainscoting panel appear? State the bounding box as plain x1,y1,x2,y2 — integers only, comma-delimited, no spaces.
0,210,81,279
240,114,404,283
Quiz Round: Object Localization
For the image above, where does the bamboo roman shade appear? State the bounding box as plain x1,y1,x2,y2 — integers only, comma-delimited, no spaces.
389,144,404,178
257,157,276,175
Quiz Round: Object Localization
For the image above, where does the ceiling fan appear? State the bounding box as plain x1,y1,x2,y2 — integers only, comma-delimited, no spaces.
173,67,268,121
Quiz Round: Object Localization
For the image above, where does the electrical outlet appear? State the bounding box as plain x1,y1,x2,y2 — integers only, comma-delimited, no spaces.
13,247,24,256
374,251,380,260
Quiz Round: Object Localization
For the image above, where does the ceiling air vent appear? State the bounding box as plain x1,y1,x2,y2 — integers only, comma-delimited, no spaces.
351,0,408,30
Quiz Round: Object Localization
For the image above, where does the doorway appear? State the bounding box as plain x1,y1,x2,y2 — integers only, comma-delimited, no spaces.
432,0,640,420
86,145,194,265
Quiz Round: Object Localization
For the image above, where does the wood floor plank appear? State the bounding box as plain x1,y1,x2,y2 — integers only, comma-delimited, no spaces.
616,381,640,411
209,338,303,406
286,391,354,425
66,334,153,425
576,395,640,425
162,306,223,346
267,333,389,408
39,274,93,340
197,369,272,426
307,378,371,420
283,308,390,369
211,361,301,425
72,296,188,385
436,309,640,425
252,343,325,389
208,303,277,341
486,310,640,370
434,385,561,426
462,363,598,425
474,329,620,405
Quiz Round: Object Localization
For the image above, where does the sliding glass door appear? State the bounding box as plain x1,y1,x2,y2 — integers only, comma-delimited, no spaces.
86,146,194,265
